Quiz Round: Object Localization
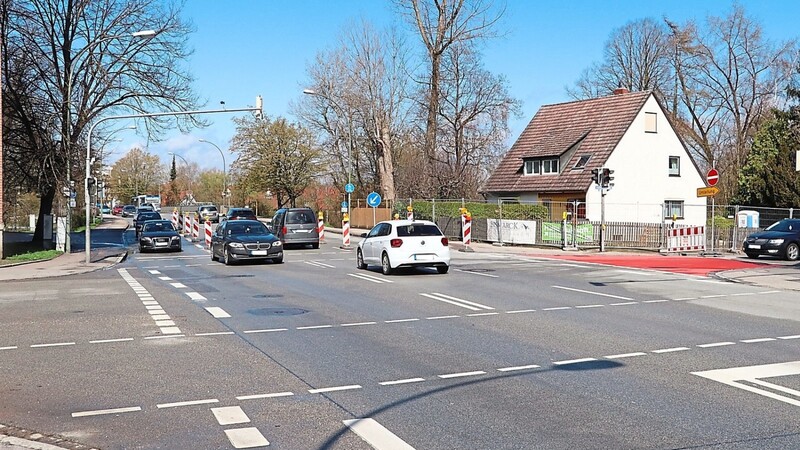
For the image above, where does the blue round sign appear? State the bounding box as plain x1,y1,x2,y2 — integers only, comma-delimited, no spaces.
345,183,355,193
341,201,348,208
366,192,382,208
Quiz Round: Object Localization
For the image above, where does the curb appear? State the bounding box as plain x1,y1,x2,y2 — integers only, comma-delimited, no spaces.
0,423,91,450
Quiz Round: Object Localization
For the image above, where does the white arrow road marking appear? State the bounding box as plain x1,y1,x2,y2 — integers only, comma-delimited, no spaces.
343,418,415,450
420,293,494,311
693,361,800,407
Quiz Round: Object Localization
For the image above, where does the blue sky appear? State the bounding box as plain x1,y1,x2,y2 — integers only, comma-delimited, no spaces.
115,0,799,172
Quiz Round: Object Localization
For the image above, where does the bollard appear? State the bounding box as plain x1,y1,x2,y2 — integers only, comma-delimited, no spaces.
172,209,179,229
459,209,474,253
183,214,191,235
407,204,414,221
317,211,325,242
192,214,200,241
341,213,351,250
205,220,212,248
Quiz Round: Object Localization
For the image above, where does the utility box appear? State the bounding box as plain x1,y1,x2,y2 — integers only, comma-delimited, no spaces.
737,210,759,228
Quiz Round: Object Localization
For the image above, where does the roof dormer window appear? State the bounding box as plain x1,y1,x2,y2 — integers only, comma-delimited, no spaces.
524,158,559,175
573,155,591,170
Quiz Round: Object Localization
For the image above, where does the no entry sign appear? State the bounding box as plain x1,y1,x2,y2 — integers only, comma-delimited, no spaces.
706,168,719,186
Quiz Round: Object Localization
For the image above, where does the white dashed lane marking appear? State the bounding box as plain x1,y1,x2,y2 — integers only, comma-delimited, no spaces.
205,307,231,319
72,406,141,418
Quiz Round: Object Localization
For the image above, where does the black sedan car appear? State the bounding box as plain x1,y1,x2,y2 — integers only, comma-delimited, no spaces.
223,207,257,221
134,211,163,236
121,205,137,217
139,220,182,253
743,218,800,261
211,220,283,265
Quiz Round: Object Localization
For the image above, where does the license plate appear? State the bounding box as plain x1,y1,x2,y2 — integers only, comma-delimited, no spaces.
155,242,168,246
414,254,434,261
748,244,761,249
251,250,268,256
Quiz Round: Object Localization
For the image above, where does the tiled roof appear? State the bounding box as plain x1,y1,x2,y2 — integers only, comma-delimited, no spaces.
484,90,652,193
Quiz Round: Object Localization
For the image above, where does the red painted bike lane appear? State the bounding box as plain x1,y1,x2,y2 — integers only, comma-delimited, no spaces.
527,253,765,276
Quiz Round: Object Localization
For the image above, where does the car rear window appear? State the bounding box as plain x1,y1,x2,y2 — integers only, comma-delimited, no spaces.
200,206,217,212
140,212,161,221
396,224,443,237
287,211,315,224
227,223,269,235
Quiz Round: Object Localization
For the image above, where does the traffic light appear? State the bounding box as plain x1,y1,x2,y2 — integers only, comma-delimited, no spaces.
601,168,614,188
87,177,97,196
591,168,601,185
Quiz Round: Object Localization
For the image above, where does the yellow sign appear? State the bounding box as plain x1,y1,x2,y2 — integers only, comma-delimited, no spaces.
697,186,720,197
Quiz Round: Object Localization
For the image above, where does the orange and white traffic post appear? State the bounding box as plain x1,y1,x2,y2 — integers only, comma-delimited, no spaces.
171,208,179,229
317,211,325,242
204,220,212,248
341,212,351,249
183,213,191,235
191,213,200,241
407,204,414,221
459,207,474,252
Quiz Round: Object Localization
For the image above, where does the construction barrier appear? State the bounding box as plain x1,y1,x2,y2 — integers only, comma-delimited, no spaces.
191,214,199,241
205,220,212,248
407,205,414,221
183,214,191,235
341,213,351,249
171,209,179,229
665,226,705,252
317,211,325,242
462,212,472,246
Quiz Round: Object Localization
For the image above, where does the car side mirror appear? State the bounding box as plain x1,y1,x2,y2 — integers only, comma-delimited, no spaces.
360,233,367,238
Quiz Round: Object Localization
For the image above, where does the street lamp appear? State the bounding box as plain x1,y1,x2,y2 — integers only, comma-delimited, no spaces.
64,29,156,253
168,152,192,203
198,139,228,209
303,88,353,248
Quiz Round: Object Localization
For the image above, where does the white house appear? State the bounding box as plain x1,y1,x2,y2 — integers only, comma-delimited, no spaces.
483,89,707,225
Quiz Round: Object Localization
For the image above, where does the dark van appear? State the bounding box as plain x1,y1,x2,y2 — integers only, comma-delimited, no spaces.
272,207,319,248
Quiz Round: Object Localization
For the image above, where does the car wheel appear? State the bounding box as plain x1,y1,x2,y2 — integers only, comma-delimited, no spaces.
785,243,800,261
211,246,218,261
139,246,145,253
312,243,320,249
272,254,284,264
745,252,759,259
357,249,367,270
224,247,234,266
381,252,393,275
436,265,449,274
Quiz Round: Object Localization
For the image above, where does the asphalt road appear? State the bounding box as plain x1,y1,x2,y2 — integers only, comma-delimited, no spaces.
1,225,800,449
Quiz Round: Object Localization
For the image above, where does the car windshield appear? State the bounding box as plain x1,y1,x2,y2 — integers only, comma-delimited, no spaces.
200,206,217,212
766,220,800,232
287,211,314,224
231,209,254,216
396,224,443,237
139,213,161,221
227,223,269,236
143,222,173,232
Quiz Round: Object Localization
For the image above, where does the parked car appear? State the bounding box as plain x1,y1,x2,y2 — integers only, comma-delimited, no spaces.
121,205,137,217
210,219,283,265
198,204,219,223
139,220,182,253
357,219,450,274
133,211,163,236
223,207,257,221
100,205,111,215
743,218,800,261
112,205,124,215
271,207,319,248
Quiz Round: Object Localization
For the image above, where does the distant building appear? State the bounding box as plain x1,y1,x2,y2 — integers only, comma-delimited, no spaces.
483,89,707,225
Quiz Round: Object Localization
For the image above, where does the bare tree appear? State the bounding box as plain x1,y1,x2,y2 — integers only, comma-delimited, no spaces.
395,0,505,194
2,0,200,245
567,18,674,100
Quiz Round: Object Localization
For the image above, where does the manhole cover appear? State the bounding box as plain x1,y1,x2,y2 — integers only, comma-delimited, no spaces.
253,294,284,299
465,268,495,273
248,308,307,316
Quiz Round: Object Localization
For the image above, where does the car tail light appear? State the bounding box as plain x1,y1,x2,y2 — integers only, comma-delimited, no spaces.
390,238,403,248
441,237,449,246
282,226,287,235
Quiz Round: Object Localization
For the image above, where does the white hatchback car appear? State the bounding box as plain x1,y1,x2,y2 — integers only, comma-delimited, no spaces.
357,219,451,274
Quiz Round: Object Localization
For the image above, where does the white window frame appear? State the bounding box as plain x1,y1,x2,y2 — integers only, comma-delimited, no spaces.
664,200,684,219
645,112,658,133
668,156,680,176
524,158,559,175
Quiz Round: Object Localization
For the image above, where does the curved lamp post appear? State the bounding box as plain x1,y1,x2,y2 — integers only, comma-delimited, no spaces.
198,139,228,208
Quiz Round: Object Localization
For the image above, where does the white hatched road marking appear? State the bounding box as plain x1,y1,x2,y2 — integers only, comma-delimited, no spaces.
348,273,394,284
343,418,415,450
211,406,250,425
420,292,493,311
119,269,181,335
552,285,634,300
224,427,270,449
693,361,800,408
186,292,207,301
205,307,231,319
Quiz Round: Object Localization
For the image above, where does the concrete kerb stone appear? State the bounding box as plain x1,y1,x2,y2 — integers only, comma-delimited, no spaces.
0,423,88,450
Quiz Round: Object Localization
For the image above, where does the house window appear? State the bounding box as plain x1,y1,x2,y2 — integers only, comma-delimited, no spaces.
566,199,586,219
668,156,680,176
524,158,559,175
573,155,591,170
645,112,657,133
664,200,684,219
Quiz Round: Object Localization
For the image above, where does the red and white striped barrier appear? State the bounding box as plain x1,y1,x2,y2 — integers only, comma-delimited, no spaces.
205,220,212,248
172,209,179,229
407,210,414,221
183,214,191,235
192,215,199,241
317,213,325,242
341,217,351,249
462,214,472,246
665,226,705,252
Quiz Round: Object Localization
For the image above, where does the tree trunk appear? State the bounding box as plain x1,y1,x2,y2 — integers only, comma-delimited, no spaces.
376,124,396,201
33,187,56,247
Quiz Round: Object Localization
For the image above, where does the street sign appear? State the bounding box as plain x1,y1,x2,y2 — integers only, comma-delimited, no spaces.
69,199,77,208
341,201,348,209
697,186,720,197
345,183,355,193
706,168,719,186
366,192,381,208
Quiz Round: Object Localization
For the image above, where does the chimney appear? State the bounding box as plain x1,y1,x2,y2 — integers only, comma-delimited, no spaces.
613,87,630,95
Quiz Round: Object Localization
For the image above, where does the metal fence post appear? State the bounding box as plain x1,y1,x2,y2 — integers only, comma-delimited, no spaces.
432,198,436,223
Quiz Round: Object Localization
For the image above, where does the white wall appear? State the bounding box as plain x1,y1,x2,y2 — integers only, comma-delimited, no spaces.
585,95,707,225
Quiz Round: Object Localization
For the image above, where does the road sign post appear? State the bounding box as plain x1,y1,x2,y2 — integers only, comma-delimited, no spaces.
704,168,720,255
